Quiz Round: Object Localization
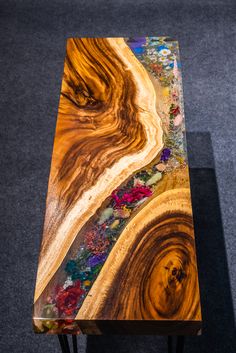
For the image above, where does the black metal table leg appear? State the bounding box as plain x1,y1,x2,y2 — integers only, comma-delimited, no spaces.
58,335,68,353
176,336,185,353
72,335,78,353
167,336,185,353
58,335,65,353
168,336,173,353
64,335,71,353
58,335,71,353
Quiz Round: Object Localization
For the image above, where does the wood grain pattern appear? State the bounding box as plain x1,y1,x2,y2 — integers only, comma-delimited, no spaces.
33,37,202,335
76,188,201,322
35,38,163,302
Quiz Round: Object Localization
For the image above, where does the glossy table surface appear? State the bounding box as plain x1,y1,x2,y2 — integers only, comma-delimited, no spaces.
33,37,202,335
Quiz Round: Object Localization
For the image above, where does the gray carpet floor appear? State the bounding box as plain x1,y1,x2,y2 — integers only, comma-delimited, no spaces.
0,0,236,352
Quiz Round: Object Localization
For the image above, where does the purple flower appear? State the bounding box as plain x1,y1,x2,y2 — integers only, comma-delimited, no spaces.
87,253,107,268
127,37,146,54
160,148,171,162
128,37,146,49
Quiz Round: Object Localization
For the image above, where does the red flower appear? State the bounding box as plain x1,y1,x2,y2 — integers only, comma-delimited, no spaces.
85,229,109,254
112,186,152,207
170,105,180,116
55,281,84,316
150,63,162,74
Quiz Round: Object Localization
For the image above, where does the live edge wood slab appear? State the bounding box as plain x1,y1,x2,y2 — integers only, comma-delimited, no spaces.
33,37,202,336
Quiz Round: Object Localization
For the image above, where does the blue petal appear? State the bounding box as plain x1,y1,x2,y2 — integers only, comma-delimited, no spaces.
133,47,145,54
157,45,168,52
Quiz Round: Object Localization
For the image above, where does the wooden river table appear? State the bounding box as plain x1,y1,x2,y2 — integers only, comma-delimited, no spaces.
33,37,202,353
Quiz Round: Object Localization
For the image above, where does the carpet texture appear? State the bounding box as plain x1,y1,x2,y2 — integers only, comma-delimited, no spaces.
0,1,235,352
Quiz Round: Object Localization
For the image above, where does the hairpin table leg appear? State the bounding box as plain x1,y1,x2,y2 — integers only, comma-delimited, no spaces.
72,335,78,353
168,336,173,353
176,336,185,353
58,335,71,353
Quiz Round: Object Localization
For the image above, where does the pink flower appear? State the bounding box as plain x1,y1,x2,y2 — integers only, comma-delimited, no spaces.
174,114,183,126
112,186,152,207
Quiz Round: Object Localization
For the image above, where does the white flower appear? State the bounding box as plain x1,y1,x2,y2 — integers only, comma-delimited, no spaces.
158,48,171,56
63,276,73,289
149,54,157,61
159,56,169,64
133,177,145,187
147,48,156,55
